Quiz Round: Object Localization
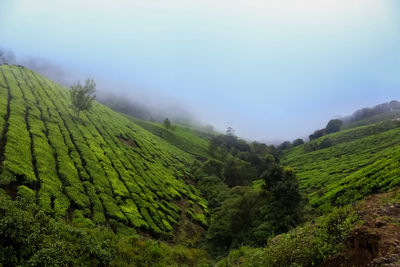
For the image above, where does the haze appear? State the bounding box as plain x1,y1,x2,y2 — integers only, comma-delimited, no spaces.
1,0,400,141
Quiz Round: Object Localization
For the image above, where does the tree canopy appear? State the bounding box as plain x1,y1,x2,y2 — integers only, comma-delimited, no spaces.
325,119,343,134
70,78,96,118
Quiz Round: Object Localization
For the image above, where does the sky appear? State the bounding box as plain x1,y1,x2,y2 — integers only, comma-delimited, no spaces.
1,0,400,142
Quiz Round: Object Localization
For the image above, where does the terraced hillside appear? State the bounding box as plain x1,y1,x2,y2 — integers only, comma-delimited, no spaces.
130,118,212,160
283,120,400,212
0,64,207,236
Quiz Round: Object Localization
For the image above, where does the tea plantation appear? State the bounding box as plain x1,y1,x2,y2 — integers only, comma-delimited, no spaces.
130,117,212,160
282,120,400,212
0,64,208,236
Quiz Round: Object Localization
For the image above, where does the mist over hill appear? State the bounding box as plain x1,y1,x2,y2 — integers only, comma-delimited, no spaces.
341,100,400,125
0,48,199,128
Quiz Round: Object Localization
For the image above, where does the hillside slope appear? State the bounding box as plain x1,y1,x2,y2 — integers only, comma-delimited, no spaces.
283,120,400,212
130,117,212,160
0,64,207,236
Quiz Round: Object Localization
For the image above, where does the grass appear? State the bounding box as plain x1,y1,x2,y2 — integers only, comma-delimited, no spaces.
0,64,208,236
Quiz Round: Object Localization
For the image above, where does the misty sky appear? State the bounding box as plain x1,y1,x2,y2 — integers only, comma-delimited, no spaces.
1,0,400,141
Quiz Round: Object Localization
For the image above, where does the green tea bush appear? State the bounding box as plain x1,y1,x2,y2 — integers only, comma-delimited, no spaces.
0,64,209,236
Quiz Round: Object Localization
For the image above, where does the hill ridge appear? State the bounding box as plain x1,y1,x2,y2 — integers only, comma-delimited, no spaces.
283,118,400,212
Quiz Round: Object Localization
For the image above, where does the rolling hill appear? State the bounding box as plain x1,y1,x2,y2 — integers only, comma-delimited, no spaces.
0,64,208,236
282,119,400,212
3,63,400,265
130,117,213,160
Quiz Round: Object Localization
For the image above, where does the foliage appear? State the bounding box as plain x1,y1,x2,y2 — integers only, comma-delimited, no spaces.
70,78,96,118
309,128,325,141
319,137,332,149
283,119,400,212
0,65,208,237
292,138,304,147
206,187,263,256
0,192,211,266
201,163,304,256
163,118,171,129
325,119,343,134
217,206,359,267
343,100,400,126
111,236,210,267
309,119,343,141
278,141,292,150
201,159,224,178
131,117,212,158
223,158,256,187
0,193,113,266
250,165,303,245
208,129,279,180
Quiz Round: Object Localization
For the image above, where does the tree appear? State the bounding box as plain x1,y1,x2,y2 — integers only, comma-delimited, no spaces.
325,119,343,134
223,158,256,187
309,129,325,141
257,165,303,237
292,138,304,147
206,187,262,255
163,118,171,129
278,141,292,150
70,79,96,118
226,127,235,137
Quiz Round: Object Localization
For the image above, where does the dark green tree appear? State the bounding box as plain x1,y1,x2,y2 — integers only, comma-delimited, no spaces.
70,78,96,118
251,165,303,244
223,158,256,187
226,127,235,136
163,118,171,129
206,187,262,255
292,138,304,146
325,119,343,134
309,129,325,140
278,141,292,150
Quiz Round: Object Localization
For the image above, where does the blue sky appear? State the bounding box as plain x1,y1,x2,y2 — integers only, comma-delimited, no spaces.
1,0,400,141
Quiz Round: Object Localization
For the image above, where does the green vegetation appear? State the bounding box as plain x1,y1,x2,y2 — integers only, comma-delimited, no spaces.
3,64,400,265
131,117,212,159
69,78,96,118
283,119,400,212
189,132,304,258
342,100,400,129
217,206,359,266
309,119,343,141
0,64,207,237
163,117,171,129
0,191,211,266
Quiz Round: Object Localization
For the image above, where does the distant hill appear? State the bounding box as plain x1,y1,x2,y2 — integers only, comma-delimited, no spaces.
0,64,207,236
342,100,400,128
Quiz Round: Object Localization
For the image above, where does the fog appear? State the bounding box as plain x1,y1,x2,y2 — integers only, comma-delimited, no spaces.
0,48,197,125
1,0,400,142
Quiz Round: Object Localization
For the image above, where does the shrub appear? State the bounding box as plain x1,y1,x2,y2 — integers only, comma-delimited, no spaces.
218,206,358,267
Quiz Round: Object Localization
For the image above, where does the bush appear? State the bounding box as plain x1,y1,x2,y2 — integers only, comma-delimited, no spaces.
201,159,224,178
292,138,304,147
325,119,343,134
0,193,113,266
218,206,359,267
319,138,332,149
